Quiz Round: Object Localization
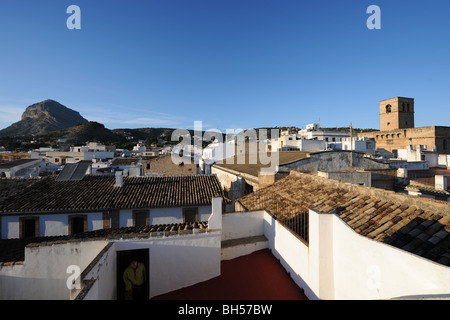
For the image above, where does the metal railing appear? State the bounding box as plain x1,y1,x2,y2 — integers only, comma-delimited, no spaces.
253,194,309,245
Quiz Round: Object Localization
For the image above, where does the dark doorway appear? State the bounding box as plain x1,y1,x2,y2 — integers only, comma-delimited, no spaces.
23,219,37,238
116,248,149,300
71,217,85,235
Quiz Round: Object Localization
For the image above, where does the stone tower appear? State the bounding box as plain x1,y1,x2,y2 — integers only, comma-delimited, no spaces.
379,97,415,131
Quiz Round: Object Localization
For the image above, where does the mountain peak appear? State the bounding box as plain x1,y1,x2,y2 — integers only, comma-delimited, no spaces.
0,100,89,137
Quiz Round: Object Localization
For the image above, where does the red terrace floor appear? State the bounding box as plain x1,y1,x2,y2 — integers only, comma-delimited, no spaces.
152,249,308,300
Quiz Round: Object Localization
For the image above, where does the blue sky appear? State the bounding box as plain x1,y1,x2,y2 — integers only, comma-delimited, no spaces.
0,0,449,132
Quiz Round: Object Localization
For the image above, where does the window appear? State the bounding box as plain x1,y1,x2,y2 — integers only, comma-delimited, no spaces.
103,209,120,229
444,140,448,151
385,104,392,113
69,215,87,235
183,207,199,223
20,217,39,238
111,209,120,229
133,210,149,226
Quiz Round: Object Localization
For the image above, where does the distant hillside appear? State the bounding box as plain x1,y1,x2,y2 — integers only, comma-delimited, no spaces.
60,121,126,144
0,100,88,137
113,127,199,145
113,127,177,141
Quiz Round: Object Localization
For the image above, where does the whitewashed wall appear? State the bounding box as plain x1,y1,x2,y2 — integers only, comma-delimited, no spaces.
224,209,450,300
262,211,314,299
80,244,116,300
274,209,450,300
1,212,104,239
111,232,221,299
2,216,20,239
41,215,68,237
0,240,109,300
84,198,223,300
149,205,211,226
222,211,264,241
0,232,222,300
330,214,450,299
1,206,213,239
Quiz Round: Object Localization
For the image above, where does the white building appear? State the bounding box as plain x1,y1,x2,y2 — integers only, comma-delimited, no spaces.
341,137,376,154
0,159,43,178
46,142,115,165
132,143,160,157
269,124,350,152
0,198,223,300
0,174,228,239
200,139,236,174
397,144,450,169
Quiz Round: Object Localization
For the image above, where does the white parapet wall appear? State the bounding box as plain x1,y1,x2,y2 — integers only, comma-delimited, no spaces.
329,213,450,300
229,208,450,300
112,231,222,299
0,240,109,300
222,210,265,241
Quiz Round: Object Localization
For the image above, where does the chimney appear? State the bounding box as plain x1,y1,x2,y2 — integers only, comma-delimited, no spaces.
115,171,124,187
435,175,447,191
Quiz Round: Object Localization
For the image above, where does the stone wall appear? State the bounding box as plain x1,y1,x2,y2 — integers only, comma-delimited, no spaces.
143,154,198,175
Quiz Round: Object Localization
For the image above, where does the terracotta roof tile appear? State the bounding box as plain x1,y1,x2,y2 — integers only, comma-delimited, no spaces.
237,172,450,267
0,175,229,214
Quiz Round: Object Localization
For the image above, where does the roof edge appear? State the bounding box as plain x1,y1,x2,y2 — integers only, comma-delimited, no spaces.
289,171,450,216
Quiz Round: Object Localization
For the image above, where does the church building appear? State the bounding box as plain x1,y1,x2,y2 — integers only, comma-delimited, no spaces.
358,97,450,155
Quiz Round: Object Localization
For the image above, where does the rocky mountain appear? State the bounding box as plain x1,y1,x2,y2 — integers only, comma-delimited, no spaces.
0,99,89,137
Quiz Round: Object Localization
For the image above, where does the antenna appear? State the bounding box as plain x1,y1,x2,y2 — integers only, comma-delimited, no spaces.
350,122,353,168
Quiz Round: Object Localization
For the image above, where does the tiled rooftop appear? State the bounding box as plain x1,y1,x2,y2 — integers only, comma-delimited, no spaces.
407,181,450,197
0,177,42,204
0,221,209,265
0,174,229,214
0,158,40,169
237,172,450,267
